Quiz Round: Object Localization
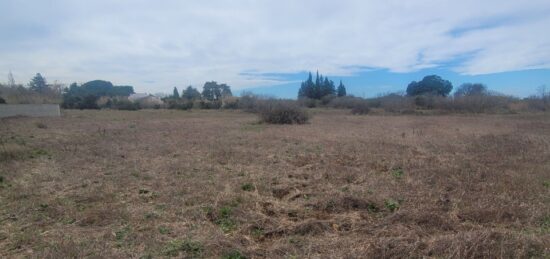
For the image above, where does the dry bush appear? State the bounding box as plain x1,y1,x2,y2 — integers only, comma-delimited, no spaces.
297,97,318,108
237,92,261,112
525,95,550,111
195,100,222,109
444,95,515,113
257,100,309,124
328,96,366,109
0,84,61,104
350,101,371,115
222,96,239,109
374,93,416,113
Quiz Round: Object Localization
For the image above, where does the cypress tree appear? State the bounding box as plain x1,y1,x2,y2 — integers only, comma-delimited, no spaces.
173,87,180,98
337,80,347,97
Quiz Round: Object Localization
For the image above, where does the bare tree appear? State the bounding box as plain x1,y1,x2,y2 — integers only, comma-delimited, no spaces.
7,71,15,87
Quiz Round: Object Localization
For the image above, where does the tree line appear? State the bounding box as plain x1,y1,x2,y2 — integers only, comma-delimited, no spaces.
2,71,549,113
169,81,232,101
0,72,63,104
298,71,346,99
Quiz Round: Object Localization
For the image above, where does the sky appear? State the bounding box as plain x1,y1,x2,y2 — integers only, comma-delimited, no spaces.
1,0,550,98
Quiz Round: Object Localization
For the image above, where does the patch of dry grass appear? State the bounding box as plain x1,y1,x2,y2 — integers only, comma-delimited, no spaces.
1,110,549,258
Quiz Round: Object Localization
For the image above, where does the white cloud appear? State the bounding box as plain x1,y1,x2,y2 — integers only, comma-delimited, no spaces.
1,0,549,92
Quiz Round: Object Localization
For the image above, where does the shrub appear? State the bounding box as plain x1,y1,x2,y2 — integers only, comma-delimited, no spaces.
161,239,203,257
62,94,99,109
297,97,318,108
0,96,6,104
35,122,47,129
166,99,193,110
414,95,433,109
328,96,366,109
241,183,254,191
222,97,239,109
237,92,261,112
257,100,309,124
320,94,336,106
350,101,371,115
196,100,222,109
112,99,140,110
375,93,415,113
445,95,514,113
384,199,400,212
223,250,247,259
525,88,550,111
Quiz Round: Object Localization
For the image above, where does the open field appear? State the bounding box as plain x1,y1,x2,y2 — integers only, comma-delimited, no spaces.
1,109,549,258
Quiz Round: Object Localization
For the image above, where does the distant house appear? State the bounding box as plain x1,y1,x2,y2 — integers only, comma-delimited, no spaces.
128,93,163,108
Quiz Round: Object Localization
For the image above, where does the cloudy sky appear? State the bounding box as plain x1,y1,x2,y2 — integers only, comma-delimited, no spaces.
1,0,550,97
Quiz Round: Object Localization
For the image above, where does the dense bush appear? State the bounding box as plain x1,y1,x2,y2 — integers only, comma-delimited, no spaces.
447,95,514,113
0,96,5,104
526,97,549,111
525,86,550,111
328,96,368,109
375,93,416,113
194,100,222,109
237,92,261,112
257,100,309,124
111,99,141,110
297,97,318,108
165,98,193,110
350,101,371,115
222,97,239,109
62,94,99,109
320,94,336,105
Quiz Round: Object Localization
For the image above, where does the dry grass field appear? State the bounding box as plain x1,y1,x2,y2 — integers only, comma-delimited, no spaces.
1,109,549,258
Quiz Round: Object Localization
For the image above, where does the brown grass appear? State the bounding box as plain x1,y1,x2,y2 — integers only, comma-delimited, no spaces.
1,109,549,258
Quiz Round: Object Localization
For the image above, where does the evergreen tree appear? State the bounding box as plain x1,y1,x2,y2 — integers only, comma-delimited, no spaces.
298,72,315,99
314,71,322,99
29,73,48,93
298,71,341,99
172,87,180,98
182,86,201,100
321,77,336,97
337,80,347,97
298,81,306,98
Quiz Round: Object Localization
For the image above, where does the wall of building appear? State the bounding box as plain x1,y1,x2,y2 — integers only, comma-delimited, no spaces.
0,104,61,118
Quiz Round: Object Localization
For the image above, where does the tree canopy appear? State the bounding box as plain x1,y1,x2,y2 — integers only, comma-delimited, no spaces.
406,75,453,97
202,81,232,101
182,86,201,100
454,83,488,97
